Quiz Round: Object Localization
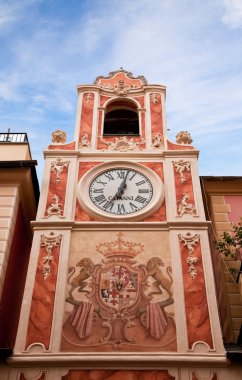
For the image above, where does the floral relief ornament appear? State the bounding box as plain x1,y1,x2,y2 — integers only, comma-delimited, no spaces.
41,233,62,280
150,93,159,104
101,79,140,95
177,193,197,217
99,136,145,152
173,160,191,183
152,133,163,149
178,233,200,279
51,158,69,183
85,91,93,103
79,134,91,149
44,194,64,218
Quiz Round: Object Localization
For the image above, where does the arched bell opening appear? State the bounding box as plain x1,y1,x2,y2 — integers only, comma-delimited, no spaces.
103,99,140,136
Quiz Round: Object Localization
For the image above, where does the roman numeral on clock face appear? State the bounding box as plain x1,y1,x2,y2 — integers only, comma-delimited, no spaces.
102,201,114,211
94,194,106,204
104,172,114,181
135,180,146,186
138,189,149,194
129,172,136,181
135,195,147,204
117,171,126,179
117,204,126,213
92,188,104,193
129,202,139,211
96,180,107,186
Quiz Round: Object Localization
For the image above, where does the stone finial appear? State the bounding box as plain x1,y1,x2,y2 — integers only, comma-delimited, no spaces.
52,129,66,144
176,131,193,145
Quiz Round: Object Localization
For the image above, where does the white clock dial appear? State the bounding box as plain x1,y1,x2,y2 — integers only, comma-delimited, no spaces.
89,168,153,215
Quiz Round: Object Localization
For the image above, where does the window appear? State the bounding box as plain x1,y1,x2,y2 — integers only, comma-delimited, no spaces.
103,99,139,136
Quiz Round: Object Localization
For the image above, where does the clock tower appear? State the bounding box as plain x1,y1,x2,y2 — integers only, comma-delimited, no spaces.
6,70,233,380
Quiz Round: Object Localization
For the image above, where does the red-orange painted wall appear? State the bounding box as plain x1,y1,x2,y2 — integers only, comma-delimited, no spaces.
62,370,175,380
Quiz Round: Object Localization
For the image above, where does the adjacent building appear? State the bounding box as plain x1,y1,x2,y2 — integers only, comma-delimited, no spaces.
0,132,39,356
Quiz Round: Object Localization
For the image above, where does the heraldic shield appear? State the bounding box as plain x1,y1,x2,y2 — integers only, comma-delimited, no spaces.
62,233,176,352
99,264,139,311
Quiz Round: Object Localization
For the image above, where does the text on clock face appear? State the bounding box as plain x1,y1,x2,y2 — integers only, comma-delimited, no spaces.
89,168,153,215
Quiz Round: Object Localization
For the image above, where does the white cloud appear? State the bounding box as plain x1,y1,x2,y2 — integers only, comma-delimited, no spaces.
0,0,38,29
222,0,242,28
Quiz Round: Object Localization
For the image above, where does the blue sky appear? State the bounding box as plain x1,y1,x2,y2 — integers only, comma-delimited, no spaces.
0,0,242,181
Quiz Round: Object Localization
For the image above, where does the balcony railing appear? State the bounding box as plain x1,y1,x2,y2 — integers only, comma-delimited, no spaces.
0,132,28,143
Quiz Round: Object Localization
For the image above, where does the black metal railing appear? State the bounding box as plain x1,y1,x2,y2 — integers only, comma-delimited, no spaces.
0,131,28,143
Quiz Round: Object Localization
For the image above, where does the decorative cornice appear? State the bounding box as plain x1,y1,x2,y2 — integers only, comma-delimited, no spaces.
94,69,148,85
7,352,228,366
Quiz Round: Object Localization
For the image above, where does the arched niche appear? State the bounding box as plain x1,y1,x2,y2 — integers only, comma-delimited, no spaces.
103,99,139,136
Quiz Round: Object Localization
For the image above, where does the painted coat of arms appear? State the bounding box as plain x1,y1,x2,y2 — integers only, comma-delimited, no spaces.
61,233,176,352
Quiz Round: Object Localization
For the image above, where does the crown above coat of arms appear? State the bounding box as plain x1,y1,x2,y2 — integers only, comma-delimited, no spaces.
96,232,144,258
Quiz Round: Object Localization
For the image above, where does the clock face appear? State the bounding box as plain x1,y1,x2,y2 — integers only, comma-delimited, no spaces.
77,161,164,221
89,168,153,215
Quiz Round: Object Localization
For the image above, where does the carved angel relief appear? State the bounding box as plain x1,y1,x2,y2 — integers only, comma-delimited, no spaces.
99,136,145,152
62,233,176,351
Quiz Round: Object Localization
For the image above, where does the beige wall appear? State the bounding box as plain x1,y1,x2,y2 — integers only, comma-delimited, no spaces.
0,144,32,161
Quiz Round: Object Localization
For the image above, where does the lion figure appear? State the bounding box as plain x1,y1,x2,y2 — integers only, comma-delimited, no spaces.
67,257,95,300
146,257,173,298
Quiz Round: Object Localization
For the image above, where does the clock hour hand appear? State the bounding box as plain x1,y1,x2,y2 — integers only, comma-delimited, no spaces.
111,170,129,200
